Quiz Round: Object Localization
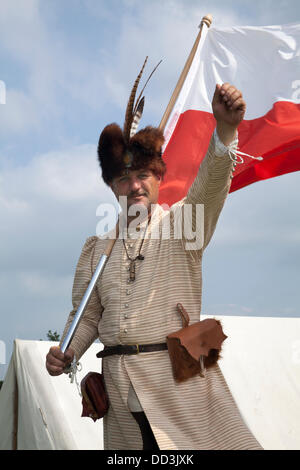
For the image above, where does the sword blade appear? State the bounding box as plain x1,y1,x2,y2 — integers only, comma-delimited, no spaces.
60,254,108,353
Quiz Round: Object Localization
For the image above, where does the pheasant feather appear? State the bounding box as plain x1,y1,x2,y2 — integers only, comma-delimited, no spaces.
130,96,145,138
133,59,162,116
123,56,148,144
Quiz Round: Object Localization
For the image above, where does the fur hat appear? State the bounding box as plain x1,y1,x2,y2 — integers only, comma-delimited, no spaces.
97,58,166,185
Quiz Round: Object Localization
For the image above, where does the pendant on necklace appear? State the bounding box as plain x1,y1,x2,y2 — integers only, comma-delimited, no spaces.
128,255,145,282
129,260,136,282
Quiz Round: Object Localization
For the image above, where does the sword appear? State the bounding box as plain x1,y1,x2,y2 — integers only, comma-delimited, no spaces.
60,233,117,354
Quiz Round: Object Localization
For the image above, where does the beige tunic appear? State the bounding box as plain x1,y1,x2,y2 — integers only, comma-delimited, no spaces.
61,133,262,450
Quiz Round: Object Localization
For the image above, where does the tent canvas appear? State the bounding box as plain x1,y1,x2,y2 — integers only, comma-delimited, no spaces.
1,315,300,450
0,340,104,450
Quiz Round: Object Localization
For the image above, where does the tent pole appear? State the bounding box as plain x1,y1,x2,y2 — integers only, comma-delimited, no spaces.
159,13,213,132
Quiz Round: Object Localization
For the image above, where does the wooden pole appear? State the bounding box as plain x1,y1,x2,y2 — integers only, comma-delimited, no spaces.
159,14,213,132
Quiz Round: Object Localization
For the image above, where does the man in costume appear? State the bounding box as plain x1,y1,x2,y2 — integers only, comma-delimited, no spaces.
46,61,262,450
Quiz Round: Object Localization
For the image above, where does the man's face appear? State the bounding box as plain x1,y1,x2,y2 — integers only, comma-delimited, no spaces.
110,168,161,216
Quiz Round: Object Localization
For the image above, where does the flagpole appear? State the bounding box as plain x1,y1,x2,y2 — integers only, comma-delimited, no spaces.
159,14,213,132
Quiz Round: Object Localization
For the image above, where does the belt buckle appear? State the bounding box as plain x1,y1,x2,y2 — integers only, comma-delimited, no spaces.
127,343,140,354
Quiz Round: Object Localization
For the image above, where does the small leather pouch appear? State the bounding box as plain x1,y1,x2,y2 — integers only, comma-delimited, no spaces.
166,303,227,383
81,371,109,421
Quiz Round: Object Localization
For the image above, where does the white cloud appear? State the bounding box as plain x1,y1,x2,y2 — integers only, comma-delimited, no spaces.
211,170,300,247
0,144,106,203
0,142,115,277
0,0,113,136
0,89,40,135
1,0,298,138
25,145,101,202
18,270,73,297
85,0,245,124
0,195,29,212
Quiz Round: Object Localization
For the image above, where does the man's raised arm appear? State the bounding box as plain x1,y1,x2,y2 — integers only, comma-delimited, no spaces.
174,82,246,255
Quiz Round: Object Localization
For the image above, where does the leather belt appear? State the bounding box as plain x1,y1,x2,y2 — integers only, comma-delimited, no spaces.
96,342,168,358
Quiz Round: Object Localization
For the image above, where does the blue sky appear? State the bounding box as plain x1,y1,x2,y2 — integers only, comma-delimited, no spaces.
1,0,300,379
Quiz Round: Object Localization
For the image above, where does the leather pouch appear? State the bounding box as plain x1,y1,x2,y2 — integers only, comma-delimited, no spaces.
166,303,227,382
81,371,109,421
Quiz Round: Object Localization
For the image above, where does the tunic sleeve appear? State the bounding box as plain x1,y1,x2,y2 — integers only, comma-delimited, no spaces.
170,130,235,259
60,236,104,361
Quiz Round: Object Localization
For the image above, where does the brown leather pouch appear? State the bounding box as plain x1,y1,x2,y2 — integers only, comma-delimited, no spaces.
81,372,109,421
166,303,227,383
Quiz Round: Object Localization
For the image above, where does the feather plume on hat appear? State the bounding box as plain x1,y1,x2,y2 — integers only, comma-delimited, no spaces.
97,58,166,185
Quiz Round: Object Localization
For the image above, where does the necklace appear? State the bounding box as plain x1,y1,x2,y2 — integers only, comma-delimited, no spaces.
122,217,150,282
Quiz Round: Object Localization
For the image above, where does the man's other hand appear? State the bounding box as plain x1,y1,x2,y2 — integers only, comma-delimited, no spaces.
212,83,246,146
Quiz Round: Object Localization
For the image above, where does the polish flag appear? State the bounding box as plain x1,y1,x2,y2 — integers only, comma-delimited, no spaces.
159,22,300,206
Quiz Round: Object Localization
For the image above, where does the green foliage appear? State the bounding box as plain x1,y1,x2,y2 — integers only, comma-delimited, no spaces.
46,330,60,341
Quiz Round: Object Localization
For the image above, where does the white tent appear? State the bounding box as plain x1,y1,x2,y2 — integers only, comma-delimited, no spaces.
0,339,104,450
1,315,300,450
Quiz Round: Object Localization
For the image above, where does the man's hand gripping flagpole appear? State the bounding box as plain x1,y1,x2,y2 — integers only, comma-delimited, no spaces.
213,82,246,145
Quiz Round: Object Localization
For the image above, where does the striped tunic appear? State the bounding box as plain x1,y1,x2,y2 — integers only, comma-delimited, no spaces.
61,133,262,450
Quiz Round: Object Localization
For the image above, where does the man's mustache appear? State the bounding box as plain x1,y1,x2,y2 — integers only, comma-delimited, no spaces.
128,191,148,198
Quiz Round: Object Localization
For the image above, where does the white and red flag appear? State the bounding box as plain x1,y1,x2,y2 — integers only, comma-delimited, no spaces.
159,22,300,206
